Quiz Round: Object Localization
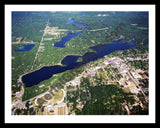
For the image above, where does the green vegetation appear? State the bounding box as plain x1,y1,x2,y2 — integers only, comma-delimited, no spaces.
13,101,36,115
12,43,39,93
22,84,48,101
79,86,129,115
12,11,148,103
12,84,22,93
12,12,52,42
128,60,148,70
67,76,136,115
116,74,123,80
22,65,84,101
76,57,83,62
139,78,149,88
67,85,76,90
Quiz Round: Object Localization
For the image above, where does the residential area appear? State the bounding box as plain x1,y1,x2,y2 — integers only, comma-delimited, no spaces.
11,54,149,115
65,55,149,115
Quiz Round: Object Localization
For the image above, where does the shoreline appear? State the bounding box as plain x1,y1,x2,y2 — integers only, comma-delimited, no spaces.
19,38,135,87
19,53,83,86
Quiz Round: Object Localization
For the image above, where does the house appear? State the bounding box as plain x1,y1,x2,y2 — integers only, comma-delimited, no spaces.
15,92,22,97
29,105,33,109
95,66,101,70
104,61,109,65
131,71,141,79
130,87,140,94
39,84,45,88
86,74,91,78
18,102,25,109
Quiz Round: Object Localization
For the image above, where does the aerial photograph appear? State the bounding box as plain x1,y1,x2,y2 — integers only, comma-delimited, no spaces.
11,11,149,115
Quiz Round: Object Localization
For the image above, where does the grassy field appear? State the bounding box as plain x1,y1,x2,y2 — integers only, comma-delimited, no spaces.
35,89,64,106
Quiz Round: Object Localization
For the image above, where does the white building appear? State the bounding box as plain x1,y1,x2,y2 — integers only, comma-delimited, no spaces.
95,66,101,70
29,105,34,109
15,92,21,97
104,61,109,65
131,71,141,79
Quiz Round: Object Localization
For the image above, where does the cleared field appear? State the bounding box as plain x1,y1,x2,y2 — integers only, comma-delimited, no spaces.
58,107,65,115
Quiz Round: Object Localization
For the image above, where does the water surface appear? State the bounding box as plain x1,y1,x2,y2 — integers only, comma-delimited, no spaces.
54,19,87,48
22,39,136,87
15,44,35,52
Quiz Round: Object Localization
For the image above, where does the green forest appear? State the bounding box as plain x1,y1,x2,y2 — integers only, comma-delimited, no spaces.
12,11,148,102
67,77,147,115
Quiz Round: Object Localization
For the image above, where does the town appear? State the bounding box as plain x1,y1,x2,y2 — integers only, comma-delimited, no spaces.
11,54,149,115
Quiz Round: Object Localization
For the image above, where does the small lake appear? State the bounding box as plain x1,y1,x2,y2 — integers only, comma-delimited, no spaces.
22,38,136,87
66,18,74,24
80,13,85,17
54,19,87,48
54,32,81,48
15,44,35,52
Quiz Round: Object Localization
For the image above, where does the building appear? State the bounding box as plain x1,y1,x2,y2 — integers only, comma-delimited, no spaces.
104,61,109,66
39,84,45,88
131,71,141,79
29,105,34,109
47,104,54,112
15,91,22,97
86,74,91,78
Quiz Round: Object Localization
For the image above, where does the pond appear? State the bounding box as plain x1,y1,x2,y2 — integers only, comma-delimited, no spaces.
15,44,35,52
66,18,75,24
80,13,85,17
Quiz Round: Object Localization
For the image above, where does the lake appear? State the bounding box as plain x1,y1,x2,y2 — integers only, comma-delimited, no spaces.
22,38,136,87
54,32,81,48
66,18,74,24
15,44,35,52
80,13,85,17
54,19,87,48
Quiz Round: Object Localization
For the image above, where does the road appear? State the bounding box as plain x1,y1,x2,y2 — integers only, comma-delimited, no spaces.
30,19,49,71
127,71,148,103
74,27,109,32
87,27,109,31
141,37,148,44
42,26,109,33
